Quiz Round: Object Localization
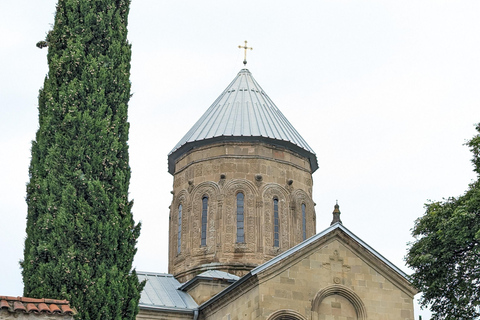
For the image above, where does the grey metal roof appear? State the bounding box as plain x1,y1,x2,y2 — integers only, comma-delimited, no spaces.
168,69,318,174
196,270,240,281
178,270,239,291
137,272,198,312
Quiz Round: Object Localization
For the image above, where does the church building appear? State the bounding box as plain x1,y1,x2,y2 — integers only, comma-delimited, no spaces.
136,68,416,320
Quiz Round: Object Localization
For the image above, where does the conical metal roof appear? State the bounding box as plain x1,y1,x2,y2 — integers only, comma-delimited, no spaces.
168,69,318,174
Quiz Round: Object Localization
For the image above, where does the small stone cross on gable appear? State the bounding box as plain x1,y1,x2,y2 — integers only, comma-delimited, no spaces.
323,250,351,273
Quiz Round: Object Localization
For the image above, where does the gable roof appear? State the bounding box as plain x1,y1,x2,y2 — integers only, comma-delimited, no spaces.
137,272,198,313
168,69,318,174
252,223,408,278
0,296,75,316
200,223,415,310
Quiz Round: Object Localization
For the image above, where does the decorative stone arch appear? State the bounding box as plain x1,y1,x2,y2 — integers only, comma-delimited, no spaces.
289,189,313,208
311,285,367,320
267,309,307,320
261,184,290,250
290,189,315,242
223,178,259,197
222,179,258,251
261,183,289,200
172,189,188,208
189,181,221,203
189,181,220,252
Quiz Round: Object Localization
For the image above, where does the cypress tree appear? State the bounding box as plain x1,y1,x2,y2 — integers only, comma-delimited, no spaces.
22,0,143,319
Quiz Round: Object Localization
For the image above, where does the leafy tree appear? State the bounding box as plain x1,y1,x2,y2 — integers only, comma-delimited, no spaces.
22,0,143,319
406,123,480,319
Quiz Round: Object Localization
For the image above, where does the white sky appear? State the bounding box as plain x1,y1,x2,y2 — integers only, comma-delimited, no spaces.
1,1,480,319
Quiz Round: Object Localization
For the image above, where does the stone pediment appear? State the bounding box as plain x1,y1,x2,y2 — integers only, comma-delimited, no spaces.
200,223,416,320
251,223,416,298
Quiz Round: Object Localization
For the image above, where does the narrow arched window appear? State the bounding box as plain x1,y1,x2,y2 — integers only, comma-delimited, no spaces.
302,203,306,240
177,204,182,254
273,198,279,247
201,196,208,246
236,192,245,243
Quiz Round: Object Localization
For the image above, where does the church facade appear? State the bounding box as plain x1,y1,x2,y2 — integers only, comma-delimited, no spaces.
136,69,416,319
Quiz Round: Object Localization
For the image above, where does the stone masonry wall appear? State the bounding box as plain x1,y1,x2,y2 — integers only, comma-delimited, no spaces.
257,239,415,319
203,238,415,320
168,142,316,282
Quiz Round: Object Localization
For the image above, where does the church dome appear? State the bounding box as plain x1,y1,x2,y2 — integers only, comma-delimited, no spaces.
167,68,318,281
168,69,318,174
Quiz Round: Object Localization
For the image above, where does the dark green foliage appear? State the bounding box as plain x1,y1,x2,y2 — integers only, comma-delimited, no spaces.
22,0,143,319
406,123,480,320
36,41,48,49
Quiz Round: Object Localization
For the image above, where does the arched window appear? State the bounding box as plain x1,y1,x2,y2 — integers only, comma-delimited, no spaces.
302,203,306,240
273,198,279,247
236,192,245,243
177,204,182,254
201,196,208,246
311,285,367,319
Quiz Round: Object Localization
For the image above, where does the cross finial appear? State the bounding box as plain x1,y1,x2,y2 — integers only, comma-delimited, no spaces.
331,201,342,225
238,40,253,66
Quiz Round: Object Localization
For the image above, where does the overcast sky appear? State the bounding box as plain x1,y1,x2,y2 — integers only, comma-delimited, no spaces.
2,1,480,319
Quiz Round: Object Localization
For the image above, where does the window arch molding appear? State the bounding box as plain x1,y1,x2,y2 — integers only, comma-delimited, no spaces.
289,189,312,207
266,309,307,320
223,179,259,246
190,182,220,249
260,183,289,199
172,190,188,209
223,179,259,198
189,181,220,203
177,203,183,254
290,189,314,241
311,285,367,320
261,183,289,248
172,190,188,256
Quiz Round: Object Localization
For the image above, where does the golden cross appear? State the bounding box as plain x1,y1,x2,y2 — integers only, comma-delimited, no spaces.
238,40,253,65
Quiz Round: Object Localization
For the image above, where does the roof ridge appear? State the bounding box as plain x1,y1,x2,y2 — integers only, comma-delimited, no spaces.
136,271,173,277
251,223,409,280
